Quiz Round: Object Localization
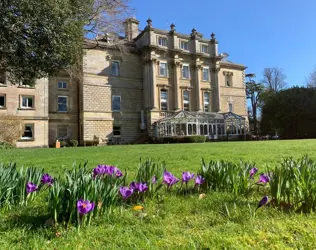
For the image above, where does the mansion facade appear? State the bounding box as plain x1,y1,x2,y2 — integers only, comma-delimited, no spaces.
0,18,248,148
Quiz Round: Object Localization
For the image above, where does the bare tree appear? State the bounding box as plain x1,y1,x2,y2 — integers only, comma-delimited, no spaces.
263,67,287,92
0,115,22,145
306,67,316,88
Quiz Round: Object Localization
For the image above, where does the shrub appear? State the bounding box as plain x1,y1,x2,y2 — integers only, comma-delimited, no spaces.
0,142,16,150
159,136,206,144
69,140,79,147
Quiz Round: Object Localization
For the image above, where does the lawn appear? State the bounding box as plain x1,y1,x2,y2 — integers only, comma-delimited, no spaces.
1,140,316,249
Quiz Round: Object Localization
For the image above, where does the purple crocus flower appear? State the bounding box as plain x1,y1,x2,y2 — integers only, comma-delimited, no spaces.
249,168,258,178
26,182,38,194
182,171,195,183
130,182,138,191
256,196,269,211
105,166,115,175
119,186,134,199
152,175,157,184
138,183,148,192
93,165,106,178
41,173,54,185
114,168,123,178
163,171,179,187
257,174,270,184
77,199,95,215
195,175,205,185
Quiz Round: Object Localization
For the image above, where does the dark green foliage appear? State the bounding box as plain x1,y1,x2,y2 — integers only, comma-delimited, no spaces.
0,142,15,150
261,87,316,138
159,136,206,144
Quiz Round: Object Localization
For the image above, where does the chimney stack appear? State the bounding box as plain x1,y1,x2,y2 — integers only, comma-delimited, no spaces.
124,18,140,41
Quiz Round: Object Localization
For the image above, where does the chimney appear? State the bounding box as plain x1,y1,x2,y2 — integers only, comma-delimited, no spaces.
124,18,140,41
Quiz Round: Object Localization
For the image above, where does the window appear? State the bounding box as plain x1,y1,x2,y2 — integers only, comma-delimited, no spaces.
58,81,68,89
201,44,209,54
113,126,121,136
182,65,190,79
158,37,167,47
180,41,189,50
21,96,34,109
112,95,121,111
21,124,34,140
160,89,168,111
225,73,233,87
0,95,5,108
229,103,233,112
111,61,119,76
183,90,190,111
159,62,168,77
204,92,209,112
0,71,5,85
57,96,68,112
202,68,209,81
57,126,68,139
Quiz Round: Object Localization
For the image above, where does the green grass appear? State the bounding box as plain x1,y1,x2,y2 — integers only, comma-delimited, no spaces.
1,140,316,249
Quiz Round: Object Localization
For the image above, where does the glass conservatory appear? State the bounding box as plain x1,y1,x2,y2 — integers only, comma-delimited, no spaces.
155,111,246,138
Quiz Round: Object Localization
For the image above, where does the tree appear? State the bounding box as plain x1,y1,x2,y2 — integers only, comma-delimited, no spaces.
306,67,316,88
0,0,132,85
263,67,287,92
261,87,316,139
246,75,264,135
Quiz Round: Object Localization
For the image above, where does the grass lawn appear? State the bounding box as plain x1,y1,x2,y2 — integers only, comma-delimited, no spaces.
1,140,316,249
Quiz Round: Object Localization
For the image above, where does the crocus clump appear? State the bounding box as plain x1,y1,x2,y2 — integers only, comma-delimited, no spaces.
26,182,38,194
130,182,148,192
163,171,179,188
77,199,95,215
195,175,205,185
120,186,134,199
256,196,269,211
249,168,258,179
257,174,270,184
93,165,123,179
41,173,54,186
182,171,195,184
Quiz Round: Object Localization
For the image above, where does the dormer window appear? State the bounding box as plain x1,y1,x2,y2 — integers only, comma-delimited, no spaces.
180,41,189,51
158,37,167,47
201,44,209,54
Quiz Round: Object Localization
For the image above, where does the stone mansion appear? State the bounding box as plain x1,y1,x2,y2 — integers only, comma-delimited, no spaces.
0,18,248,148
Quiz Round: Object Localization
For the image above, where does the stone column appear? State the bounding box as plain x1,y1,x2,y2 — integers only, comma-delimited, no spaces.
150,58,158,110
212,64,221,112
173,61,182,111
195,64,202,111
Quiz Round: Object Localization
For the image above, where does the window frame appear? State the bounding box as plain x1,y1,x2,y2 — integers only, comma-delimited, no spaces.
57,125,68,140
21,123,34,140
202,67,210,81
111,60,120,76
203,92,210,112
160,89,168,111
183,90,190,111
180,40,189,51
112,95,121,112
113,125,121,137
0,94,5,108
182,64,190,79
159,62,168,77
158,37,167,47
57,96,68,112
57,81,68,89
21,95,34,109
201,44,209,54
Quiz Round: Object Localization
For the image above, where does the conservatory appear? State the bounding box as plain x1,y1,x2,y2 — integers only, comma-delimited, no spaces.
154,111,246,138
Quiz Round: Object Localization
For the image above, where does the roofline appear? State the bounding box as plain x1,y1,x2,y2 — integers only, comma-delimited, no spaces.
220,61,247,70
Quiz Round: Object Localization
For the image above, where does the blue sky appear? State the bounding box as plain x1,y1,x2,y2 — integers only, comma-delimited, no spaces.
130,0,316,86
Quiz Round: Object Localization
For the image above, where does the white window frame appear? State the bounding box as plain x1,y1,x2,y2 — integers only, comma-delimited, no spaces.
160,89,168,111
204,92,210,112
111,61,120,76
21,96,34,109
180,40,189,51
0,94,5,108
57,81,68,89
57,96,68,112
182,64,190,79
202,67,210,81
57,125,68,139
159,62,168,77
112,95,121,112
201,44,209,54
183,90,190,111
113,125,121,137
158,37,167,47
21,123,34,140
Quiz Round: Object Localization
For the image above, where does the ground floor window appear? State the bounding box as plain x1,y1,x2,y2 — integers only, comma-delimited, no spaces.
21,124,34,140
113,126,121,136
57,126,68,139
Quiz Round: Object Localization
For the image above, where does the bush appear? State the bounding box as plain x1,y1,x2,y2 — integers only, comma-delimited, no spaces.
159,136,206,144
59,139,79,147
0,142,16,150
69,139,78,147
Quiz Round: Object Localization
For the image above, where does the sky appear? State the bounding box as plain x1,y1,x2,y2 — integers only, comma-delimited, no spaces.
130,0,316,87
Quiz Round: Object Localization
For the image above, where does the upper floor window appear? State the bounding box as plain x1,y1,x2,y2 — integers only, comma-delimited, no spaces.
112,95,121,111
158,37,167,47
21,96,34,109
111,61,120,76
21,124,34,140
224,71,233,87
180,41,189,51
201,44,209,54
204,92,210,112
0,94,5,108
183,90,190,111
229,103,233,112
182,65,190,79
0,71,5,85
202,68,210,81
159,62,168,77
58,81,68,89
160,89,168,111
57,125,68,139
57,96,68,112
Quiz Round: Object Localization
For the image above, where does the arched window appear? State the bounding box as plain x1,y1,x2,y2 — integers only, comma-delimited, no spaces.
188,124,192,135
204,125,208,135
193,124,197,135
200,125,204,135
